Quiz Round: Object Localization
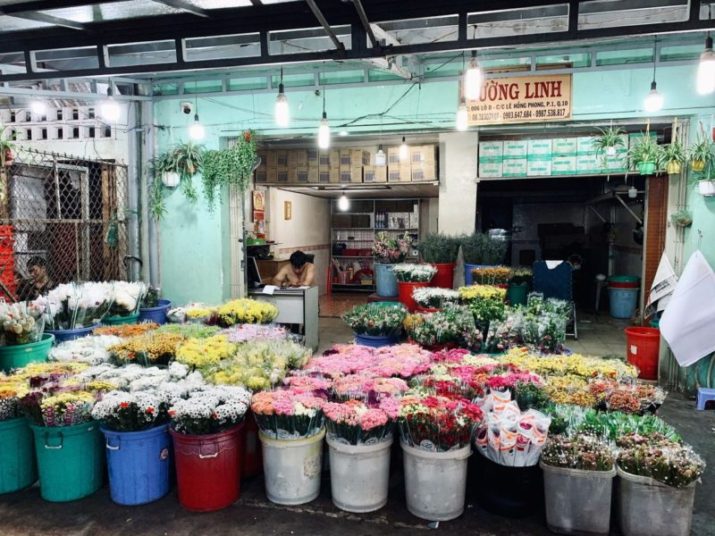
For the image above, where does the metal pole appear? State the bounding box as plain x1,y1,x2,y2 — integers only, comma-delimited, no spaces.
126,101,141,282
142,101,160,287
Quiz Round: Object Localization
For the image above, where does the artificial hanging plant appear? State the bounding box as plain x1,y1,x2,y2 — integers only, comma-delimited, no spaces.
201,130,258,208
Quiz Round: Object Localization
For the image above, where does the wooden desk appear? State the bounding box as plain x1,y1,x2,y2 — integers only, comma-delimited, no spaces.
248,286,319,352
256,258,289,284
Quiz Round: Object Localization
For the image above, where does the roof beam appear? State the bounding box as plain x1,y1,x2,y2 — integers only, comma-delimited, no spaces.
350,0,379,48
151,0,211,18
0,10,86,31
304,0,346,52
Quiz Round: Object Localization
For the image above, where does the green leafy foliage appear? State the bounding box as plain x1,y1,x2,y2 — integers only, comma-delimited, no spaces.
202,131,257,208
418,233,460,263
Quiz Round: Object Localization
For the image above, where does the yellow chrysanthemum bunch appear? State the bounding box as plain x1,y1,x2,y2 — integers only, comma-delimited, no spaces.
458,284,506,302
185,306,216,320
543,375,597,406
10,362,89,381
502,348,637,379
109,332,186,365
217,299,279,326
175,335,238,368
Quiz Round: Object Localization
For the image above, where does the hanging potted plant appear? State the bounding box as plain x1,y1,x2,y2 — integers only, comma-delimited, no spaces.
628,133,663,176
92,390,172,506
540,434,616,535
392,264,437,312
593,126,626,157
417,233,460,289
251,389,325,505
616,433,705,536
661,139,687,175
202,130,258,208
324,399,396,513
689,130,713,174
342,302,407,348
372,232,412,298
149,142,203,220
169,386,251,511
670,209,693,229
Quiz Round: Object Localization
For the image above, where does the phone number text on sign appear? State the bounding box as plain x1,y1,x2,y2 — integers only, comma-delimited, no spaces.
467,74,572,126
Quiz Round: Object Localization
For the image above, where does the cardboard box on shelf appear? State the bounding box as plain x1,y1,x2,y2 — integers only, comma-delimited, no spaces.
266,167,278,183
364,165,387,183
410,145,437,164
265,150,278,168
577,136,597,155
275,150,289,167
329,150,340,168
527,139,553,157
351,149,371,167
552,137,578,155
275,168,289,183
306,167,320,183
387,165,411,182
339,150,352,167
502,159,526,177
605,154,628,172
288,150,308,167
576,154,600,174
411,161,437,182
307,149,319,166
527,159,552,177
502,140,528,159
318,165,330,183
479,141,503,159
290,166,309,183
318,151,330,167
551,155,577,175
255,165,268,183
329,168,340,184
387,147,401,165
478,161,503,178
339,167,362,184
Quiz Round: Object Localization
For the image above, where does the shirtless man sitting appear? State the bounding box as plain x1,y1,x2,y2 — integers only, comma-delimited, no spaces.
273,251,315,288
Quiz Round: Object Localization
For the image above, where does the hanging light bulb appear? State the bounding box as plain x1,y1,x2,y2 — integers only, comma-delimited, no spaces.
30,100,47,115
644,81,664,113
399,136,409,162
375,145,387,167
189,113,205,140
338,192,350,212
456,98,469,131
697,35,715,95
99,85,120,123
644,36,664,113
318,112,330,149
274,68,290,127
463,50,482,101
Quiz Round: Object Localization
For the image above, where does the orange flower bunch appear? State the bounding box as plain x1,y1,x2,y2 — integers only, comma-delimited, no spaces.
95,322,159,338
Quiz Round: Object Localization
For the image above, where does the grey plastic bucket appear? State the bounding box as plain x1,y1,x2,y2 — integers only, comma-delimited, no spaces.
541,461,616,535
617,466,696,536
327,434,392,513
401,441,471,521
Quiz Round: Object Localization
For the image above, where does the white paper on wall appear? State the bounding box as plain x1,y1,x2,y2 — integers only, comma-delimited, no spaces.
660,251,715,367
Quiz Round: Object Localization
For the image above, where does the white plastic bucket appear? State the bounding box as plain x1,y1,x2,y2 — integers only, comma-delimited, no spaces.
617,466,696,536
327,434,392,513
541,461,616,535
259,429,325,505
401,441,471,521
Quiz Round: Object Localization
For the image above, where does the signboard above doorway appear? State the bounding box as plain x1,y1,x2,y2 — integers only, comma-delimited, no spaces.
467,74,572,126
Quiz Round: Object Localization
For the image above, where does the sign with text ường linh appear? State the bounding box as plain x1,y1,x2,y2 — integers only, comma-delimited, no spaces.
467,74,572,126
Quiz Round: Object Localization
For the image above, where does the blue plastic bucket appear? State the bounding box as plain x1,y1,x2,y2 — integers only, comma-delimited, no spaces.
608,287,639,319
45,324,99,345
102,424,171,506
138,300,172,325
355,333,399,348
374,263,398,298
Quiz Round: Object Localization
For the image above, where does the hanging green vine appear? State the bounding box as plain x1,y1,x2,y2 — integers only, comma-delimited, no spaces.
149,142,204,220
201,130,257,209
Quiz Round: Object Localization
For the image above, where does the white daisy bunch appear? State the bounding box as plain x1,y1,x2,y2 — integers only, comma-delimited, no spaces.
91,390,168,432
169,385,251,435
154,372,206,405
392,263,438,283
110,281,148,316
49,335,122,365
412,287,460,309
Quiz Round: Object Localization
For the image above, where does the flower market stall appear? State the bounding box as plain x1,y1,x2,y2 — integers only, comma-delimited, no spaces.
0,286,706,536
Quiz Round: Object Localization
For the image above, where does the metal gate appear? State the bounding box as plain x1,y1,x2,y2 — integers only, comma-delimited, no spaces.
0,148,128,300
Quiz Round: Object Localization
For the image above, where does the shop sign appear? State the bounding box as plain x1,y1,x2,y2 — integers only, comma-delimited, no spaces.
467,74,572,126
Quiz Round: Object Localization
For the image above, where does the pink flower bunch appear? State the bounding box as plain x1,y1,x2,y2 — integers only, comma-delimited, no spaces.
304,344,380,378
304,344,434,380
323,398,397,444
486,372,544,392
251,388,325,438
282,375,333,396
222,323,288,343
432,348,472,363
332,373,409,402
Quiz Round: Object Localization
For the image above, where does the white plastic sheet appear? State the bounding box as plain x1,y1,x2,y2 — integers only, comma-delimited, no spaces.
660,251,715,367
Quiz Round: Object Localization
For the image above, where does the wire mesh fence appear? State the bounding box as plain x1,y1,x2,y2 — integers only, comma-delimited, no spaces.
0,147,129,301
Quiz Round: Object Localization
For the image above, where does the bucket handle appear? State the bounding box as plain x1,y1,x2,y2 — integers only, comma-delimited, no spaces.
106,439,120,451
198,442,219,459
44,431,64,450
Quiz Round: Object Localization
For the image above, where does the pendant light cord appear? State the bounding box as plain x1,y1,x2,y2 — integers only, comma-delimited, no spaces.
652,35,657,84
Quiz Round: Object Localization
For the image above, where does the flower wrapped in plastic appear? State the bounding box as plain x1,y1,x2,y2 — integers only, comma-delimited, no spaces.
0,301,45,345
38,282,114,330
392,263,437,283
342,303,407,336
372,231,412,264
169,385,251,435
109,281,148,316
541,434,615,471
0,377,29,421
251,388,325,439
49,334,122,365
470,266,512,285
412,288,460,309
458,285,506,303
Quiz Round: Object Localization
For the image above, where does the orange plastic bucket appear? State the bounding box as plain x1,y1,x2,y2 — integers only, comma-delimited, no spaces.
624,327,660,380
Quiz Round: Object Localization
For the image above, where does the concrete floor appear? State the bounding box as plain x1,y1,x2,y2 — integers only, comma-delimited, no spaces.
2,316,711,536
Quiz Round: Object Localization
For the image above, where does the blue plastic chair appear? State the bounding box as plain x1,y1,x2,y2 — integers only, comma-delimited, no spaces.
532,261,578,339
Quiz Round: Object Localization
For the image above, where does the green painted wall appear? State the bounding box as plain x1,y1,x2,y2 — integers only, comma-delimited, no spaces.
154,62,715,306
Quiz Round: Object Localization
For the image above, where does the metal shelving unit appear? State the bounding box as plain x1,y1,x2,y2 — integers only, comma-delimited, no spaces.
330,198,421,293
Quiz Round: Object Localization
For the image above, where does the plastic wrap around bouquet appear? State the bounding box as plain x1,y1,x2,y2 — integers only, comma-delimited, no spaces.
474,391,551,467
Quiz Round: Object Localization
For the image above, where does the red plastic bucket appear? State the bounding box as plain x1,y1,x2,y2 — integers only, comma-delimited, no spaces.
398,281,429,312
609,282,640,289
240,415,263,479
170,423,243,512
624,327,660,380
431,263,455,289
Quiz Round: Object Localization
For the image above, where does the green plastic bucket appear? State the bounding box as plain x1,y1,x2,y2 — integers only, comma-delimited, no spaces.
0,418,37,494
507,283,529,306
0,334,54,374
102,312,140,326
30,422,104,502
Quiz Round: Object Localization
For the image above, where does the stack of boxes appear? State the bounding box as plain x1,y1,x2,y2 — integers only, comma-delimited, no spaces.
527,139,553,176
503,140,527,177
478,141,504,178
552,138,577,175
576,137,600,175
256,144,438,185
